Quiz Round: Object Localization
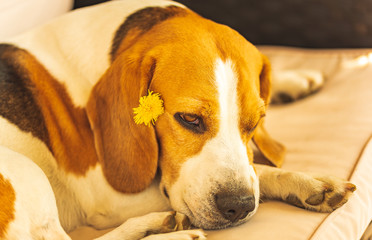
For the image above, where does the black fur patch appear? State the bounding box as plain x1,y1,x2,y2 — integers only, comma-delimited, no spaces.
110,6,186,61
0,44,50,146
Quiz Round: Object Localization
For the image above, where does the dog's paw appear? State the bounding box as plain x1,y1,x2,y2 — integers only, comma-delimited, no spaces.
271,69,324,104
285,174,356,212
142,230,207,240
144,211,192,235
97,212,194,240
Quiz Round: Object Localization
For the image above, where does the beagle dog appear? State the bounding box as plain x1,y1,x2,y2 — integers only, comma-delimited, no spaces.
0,1,356,239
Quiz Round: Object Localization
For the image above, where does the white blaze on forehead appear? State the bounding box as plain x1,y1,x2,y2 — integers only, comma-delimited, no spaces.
213,57,258,191
213,58,247,166
214,58,240,138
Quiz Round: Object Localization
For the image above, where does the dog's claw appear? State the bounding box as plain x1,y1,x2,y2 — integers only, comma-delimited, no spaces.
346,183,357,192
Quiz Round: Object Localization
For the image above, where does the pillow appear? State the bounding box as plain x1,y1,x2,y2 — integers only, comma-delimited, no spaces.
0,0,73,39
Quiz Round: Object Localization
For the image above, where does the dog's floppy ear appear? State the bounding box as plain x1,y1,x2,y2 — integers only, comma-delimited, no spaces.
86,52,158,193
253,54,286,167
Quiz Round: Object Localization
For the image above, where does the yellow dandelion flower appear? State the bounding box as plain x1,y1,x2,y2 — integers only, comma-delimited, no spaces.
133,90,164,126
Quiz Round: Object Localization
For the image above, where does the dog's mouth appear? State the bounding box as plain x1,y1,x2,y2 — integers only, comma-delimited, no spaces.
178,195,257,230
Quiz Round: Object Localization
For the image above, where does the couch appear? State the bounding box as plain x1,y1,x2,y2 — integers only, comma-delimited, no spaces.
2,0,371,239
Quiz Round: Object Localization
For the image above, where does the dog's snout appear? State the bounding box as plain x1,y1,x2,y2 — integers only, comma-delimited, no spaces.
215,192,255,223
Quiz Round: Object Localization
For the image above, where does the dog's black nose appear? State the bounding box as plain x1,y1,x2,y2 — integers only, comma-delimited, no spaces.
215,192,256,223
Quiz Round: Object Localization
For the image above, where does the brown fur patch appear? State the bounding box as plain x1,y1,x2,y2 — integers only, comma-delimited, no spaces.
236,52,286,168
109,7,275,188
0,173,16,239
252,121,286,167
86,45,159,193
93,8,225,191
12,48,98,175
0,44,50,146
146,20,221,186
111,6,187,61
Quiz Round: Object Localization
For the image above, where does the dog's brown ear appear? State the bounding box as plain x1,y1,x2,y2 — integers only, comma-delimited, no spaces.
253,121,286,167
86,53,158,193
253,54,286,167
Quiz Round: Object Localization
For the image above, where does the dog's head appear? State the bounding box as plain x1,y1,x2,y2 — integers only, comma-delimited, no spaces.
87,6,285,229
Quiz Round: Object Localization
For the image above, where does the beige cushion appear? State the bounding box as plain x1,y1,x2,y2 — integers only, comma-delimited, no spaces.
69,47,372,239
0,0,73,39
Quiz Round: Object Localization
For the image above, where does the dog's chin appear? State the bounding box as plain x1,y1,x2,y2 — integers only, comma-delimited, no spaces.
190,212,254,230
192,217,247,230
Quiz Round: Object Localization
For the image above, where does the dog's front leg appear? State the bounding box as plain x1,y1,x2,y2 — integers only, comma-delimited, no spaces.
255,164,356,212
94,211,205,240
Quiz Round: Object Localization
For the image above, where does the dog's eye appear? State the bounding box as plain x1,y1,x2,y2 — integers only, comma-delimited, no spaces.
174,112,206,134
182,114,200,125
245,114,266,135
247,124,258,135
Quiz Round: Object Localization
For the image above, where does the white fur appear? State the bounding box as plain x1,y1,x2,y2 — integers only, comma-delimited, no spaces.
0,146,69,240
0,117,82,231
0,117,170,233
142,230,207,240
95,212,206,240
213,58,259,209
67,166,170,230
271,69,324,103
167,59,259,229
